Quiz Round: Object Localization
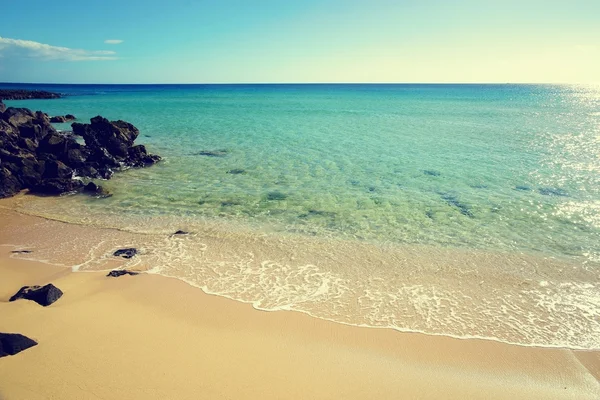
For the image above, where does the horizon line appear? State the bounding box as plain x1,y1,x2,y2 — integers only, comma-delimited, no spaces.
1,81,596,86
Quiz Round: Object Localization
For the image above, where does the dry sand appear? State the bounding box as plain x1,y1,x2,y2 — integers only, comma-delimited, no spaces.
0,209,599,399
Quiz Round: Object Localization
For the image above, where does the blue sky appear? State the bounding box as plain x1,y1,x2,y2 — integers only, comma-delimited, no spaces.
1,0,599,83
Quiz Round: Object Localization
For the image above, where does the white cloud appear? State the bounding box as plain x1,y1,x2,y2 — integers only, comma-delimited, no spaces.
0,36,117,61
104,39,124,45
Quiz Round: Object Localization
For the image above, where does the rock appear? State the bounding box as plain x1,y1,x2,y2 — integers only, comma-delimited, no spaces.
29,178,84,195
0,107,160,199
66,148,87,167
107,270,139,277
38,132,76,158
227,169,246,175
113,248,137,258
42,160,72,180
440,192,474,218
0,89,61,100
0,333,38,358
83,182,112,198
266,191,287,201
424,170,441,177
538,187,569,197
515,185,531,191
11,250,33,254
9,283,63,306
173,230,189,235
49,114,76,123
72,117,161,168
2,107,35,127
49,116,67,123
193,150,228,157
128,144,161,167
0,99,6,113
0,167,23,198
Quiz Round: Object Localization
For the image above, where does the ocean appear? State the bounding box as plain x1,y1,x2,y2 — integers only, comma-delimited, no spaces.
3,83,599,349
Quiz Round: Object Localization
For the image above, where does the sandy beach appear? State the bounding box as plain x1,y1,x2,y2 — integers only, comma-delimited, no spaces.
0,207,598,400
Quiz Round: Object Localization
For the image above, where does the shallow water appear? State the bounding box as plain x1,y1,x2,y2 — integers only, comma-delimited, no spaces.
3,83,600,349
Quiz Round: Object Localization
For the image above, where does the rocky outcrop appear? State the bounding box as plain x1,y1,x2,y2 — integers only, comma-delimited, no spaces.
0,106,161,198
0,333,38,357
9,284,63,306
107,270,139,277
0,89,61,100
0,100,5,113
72,116,161,177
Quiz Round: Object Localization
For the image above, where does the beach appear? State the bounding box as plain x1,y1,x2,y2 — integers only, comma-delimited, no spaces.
1,207,599,400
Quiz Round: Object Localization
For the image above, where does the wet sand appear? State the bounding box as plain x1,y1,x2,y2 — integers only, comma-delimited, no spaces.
0,208,599,399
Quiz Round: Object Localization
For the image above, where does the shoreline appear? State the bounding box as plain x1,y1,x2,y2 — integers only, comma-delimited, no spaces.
0,203,599,399
1,249,599,399
1,196,599,351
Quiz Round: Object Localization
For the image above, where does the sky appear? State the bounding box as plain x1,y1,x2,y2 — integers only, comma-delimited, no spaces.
1,0,599,84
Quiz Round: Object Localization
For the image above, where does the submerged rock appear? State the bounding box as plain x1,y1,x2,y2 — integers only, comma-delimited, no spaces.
266,191,287,201
424,170,441,177
538,187,569,197
440,192,474,218
193,150,228,157
0,333,38,357
107,270,139,277
9,284,63,306
515,185,532,191
113,248,137,258
299,209,336,218
227,168,246,174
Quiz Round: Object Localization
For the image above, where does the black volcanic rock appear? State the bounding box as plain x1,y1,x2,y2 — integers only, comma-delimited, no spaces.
0,167,23,198
107,270,139,277
0,333,38,357
0,89,61,100
0,100,6,113
30,178,84,195
83,182,112,198
0,106,160,199
72,116,161,171
9,284,63,306
113,248,137,258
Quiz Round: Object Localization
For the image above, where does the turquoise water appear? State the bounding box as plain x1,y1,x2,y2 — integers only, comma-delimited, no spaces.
4,84,600,348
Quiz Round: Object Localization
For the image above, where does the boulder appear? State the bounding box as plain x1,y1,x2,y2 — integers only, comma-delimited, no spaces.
0,333,38,357
0,99,6,113
113,248,137,258
2,107,35,127
9,283,63,306
83,182,112,198
107,270,139,277
65,114,76,120
49,116,67,123
0,167,23,198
